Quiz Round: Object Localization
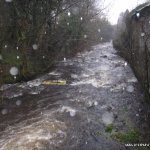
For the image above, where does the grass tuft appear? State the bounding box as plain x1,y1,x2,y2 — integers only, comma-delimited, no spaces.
111,129,141,143
105,124,114,133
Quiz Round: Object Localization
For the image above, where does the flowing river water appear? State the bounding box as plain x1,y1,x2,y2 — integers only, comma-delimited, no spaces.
0,43,150,150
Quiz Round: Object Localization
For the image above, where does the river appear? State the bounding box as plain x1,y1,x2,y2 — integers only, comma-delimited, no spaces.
0,42,149,150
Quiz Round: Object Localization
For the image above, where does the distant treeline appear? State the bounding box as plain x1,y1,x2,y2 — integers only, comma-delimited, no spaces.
0,0,113,84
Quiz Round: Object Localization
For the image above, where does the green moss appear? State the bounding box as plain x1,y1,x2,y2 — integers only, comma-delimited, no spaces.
0,48,53,83
105,124,114,133
111,129,141,143
3,75,14,83
136,147,149,150
1,49,23,66
95,131,102,136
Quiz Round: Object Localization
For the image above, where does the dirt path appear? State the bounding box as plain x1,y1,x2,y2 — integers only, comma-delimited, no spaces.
0,42,149,150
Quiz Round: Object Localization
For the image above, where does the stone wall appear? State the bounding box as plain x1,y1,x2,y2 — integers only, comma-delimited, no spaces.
113,3,150,101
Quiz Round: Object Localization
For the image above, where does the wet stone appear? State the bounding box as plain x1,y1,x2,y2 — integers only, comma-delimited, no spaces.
113,113,118,119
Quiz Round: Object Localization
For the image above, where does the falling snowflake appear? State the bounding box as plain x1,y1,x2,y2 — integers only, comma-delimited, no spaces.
51,11,55,17
32,44,38,50
102,112,114,125
136,12,140,18
80,17,83,21
84,35,87,38
9,67,19,76
126,85,134,93
1,109,8,115
4,45,7,48
17,56,20,59
62,6,65,10
68,12,71,16
5,0,13,2
16,100,22,106
141,33,145,37
98,29,101,32
94,101,98,106
67,22,69,26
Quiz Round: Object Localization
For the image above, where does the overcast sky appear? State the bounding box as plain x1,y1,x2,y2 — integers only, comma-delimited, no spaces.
100,0,146,24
